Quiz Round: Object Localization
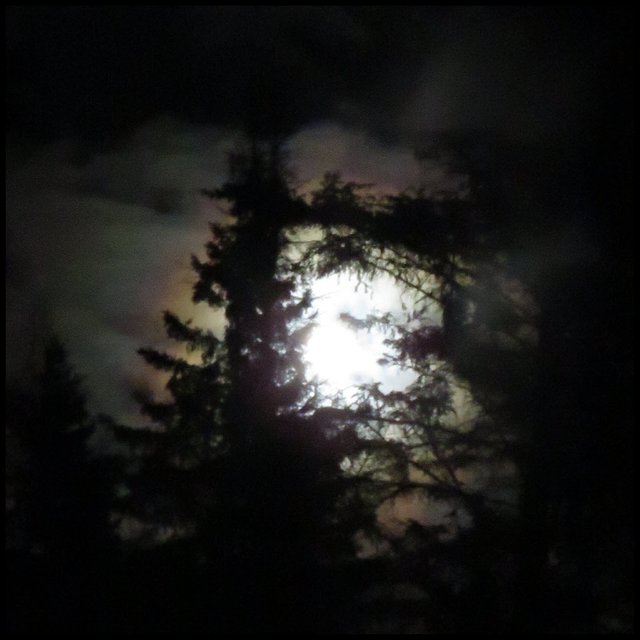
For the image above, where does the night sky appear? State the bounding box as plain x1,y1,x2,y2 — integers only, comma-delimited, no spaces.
6,6,633,426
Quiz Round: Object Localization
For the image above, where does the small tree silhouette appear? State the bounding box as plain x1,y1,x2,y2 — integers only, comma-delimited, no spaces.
6,336,118,631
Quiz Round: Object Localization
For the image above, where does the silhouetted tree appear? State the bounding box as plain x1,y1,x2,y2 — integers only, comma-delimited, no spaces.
289,169,534,632
409,132,634,632
6,336,118,632
112,140,375,633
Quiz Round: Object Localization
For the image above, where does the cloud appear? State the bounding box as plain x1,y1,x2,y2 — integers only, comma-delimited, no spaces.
6,7,381,142
8,7,624,157
9,71,619,425
7,117,431,423
393,7,615,144
6,119,240,417
289,123,422,191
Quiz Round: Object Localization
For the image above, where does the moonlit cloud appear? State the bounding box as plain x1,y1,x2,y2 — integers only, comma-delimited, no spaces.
8,106,598,428
6,119,238,419
289,123,424,192
7,117,432,423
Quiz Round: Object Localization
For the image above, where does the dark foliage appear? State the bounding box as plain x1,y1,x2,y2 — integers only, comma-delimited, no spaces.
6,336,119,632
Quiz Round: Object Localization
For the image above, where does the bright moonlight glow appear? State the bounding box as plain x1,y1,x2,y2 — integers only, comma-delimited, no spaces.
305,317,385,391
302,273,417,398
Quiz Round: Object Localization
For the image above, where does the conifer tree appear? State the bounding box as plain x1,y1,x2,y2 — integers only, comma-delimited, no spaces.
112,140,373,632
6,336,118,631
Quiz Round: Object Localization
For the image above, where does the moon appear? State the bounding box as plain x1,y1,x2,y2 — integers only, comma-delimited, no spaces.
301,273,416,398
304,316,384,393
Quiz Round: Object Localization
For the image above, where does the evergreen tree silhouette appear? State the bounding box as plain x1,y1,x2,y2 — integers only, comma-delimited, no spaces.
291,169,531,632
112,139,374,633
6,336,118,632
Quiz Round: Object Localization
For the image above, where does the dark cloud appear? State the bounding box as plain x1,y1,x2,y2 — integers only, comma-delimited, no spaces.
7,7,630,149
6,6,445,144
